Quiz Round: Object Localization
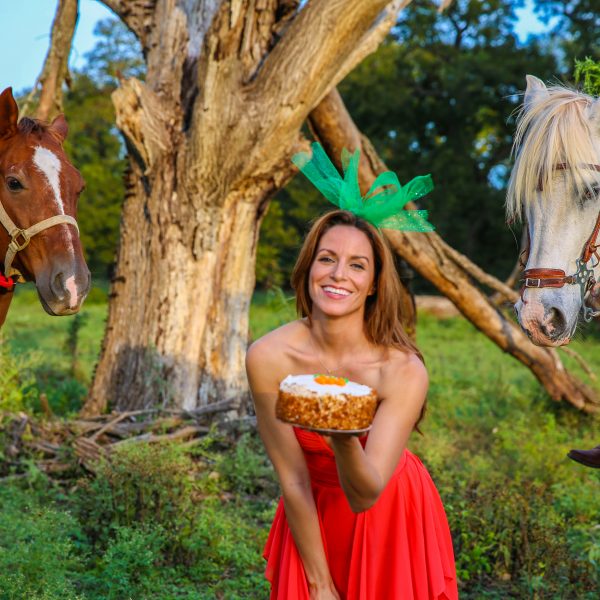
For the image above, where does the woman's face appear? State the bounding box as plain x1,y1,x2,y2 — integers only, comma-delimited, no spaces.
309,225,376,319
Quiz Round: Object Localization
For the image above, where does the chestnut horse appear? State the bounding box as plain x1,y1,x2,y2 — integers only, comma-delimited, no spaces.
0,87,90,327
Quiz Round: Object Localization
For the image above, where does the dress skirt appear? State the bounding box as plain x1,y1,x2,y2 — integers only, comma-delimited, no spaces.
264,427,458,599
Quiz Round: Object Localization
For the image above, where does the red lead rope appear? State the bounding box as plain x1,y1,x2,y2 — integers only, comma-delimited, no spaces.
0,273,15,290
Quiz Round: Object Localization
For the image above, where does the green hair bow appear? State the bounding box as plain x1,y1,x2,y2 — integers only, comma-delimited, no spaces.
292,142,434,232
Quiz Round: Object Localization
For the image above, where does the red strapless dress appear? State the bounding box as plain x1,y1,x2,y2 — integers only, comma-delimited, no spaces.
264,427,458,599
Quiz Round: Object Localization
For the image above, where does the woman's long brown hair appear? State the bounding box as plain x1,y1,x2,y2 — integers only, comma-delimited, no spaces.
291,210,427,430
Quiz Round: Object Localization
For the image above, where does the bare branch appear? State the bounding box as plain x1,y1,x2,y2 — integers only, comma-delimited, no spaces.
23,0,79,121
328,1,411,95
437,0,454,13
97,0,154,44
443,243,519,303
252,0,399,114
560,346,597,382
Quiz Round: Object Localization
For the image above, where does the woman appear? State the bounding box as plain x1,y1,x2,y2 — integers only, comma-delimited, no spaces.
246,206,459,599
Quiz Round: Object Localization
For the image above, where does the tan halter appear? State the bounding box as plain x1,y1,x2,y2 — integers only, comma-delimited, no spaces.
0,199,79,281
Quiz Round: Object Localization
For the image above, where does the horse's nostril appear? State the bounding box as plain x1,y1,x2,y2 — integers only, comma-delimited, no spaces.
541,307,567,338
50,272,65,299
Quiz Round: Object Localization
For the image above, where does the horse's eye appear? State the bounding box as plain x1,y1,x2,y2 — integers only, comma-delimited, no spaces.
6,176,24,192
583,185,600,201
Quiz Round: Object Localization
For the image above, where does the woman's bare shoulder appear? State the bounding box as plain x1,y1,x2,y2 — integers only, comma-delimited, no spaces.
246,320,307,371
379,348,428,398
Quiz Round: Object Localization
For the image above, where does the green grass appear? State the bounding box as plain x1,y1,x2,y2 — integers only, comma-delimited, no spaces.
2,282,108,385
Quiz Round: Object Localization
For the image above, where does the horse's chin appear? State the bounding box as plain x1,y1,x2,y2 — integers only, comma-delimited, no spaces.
37,288,84,316
526,332,572,347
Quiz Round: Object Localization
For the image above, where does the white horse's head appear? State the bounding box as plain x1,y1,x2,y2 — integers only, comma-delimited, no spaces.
507,75,600,346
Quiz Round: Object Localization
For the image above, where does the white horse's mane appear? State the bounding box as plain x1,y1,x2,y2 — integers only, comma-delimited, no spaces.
506,84,599,221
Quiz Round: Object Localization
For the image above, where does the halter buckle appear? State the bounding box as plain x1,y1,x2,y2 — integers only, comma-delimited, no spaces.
524,277,541,288
9,229,30,251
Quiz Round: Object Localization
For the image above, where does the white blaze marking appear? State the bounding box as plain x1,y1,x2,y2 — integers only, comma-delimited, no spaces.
33,146,64,214
32,145,77,293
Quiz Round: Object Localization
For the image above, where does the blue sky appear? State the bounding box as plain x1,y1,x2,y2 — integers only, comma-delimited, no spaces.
0,0,114,95
1,0,555,95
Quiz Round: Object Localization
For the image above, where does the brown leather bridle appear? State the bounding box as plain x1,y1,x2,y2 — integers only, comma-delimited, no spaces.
520,163,600,322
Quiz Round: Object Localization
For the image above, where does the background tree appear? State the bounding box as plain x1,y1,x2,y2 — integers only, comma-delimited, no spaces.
81,0,412,415
534,0,600,61
343,0,559,279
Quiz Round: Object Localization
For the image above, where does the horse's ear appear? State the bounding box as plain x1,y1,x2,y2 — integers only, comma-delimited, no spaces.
0,87,19,140
49,114,68,143
524,75,548,111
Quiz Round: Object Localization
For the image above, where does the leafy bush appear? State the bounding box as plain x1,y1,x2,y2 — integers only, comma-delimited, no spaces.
70,436,273,597
76,441,199,562
31,365,88,415
218,432,278,498
0,486,83,600
81,524,166,600
187,498,271,597
412,318,600,599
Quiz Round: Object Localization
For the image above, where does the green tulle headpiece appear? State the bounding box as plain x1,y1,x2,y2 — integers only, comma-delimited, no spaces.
292,142,435,232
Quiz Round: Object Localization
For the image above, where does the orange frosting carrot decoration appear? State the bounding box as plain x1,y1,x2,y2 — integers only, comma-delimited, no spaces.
314,374,347,386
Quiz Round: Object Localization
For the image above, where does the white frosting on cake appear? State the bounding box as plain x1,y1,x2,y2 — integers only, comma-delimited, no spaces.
280,374,372,397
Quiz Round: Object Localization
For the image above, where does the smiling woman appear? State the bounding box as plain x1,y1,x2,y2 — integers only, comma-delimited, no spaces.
246,144,457,599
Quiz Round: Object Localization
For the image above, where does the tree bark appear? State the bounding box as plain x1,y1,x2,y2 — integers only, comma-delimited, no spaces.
308,88,599,414
83,0,410,415
23,0,79,121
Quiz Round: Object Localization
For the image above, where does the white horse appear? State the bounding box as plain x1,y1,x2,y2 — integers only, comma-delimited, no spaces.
507,75,600,347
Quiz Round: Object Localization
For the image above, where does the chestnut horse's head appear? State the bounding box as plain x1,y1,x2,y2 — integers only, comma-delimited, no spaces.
0,87,90,315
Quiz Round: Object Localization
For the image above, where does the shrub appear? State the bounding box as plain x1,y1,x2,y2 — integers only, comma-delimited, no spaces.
218,432,278,498
81,524,166,600
76,441,199,562
0,486,83,600
187,498,271,597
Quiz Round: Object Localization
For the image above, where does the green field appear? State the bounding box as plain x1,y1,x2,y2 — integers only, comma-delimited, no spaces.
1,285,599,598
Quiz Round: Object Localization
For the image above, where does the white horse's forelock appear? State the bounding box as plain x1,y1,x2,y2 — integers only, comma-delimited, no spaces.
506,85,599,222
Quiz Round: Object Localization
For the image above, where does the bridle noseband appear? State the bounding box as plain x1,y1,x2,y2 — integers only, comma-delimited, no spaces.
520,163,600,322
0,198,79,290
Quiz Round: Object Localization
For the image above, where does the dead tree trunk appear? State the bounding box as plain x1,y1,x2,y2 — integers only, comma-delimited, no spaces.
23,0,79,121
310,88,599,413
83,0,411,415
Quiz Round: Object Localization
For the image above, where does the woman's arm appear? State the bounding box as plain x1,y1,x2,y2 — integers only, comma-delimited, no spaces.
329,354,428,513
246,339,339,598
